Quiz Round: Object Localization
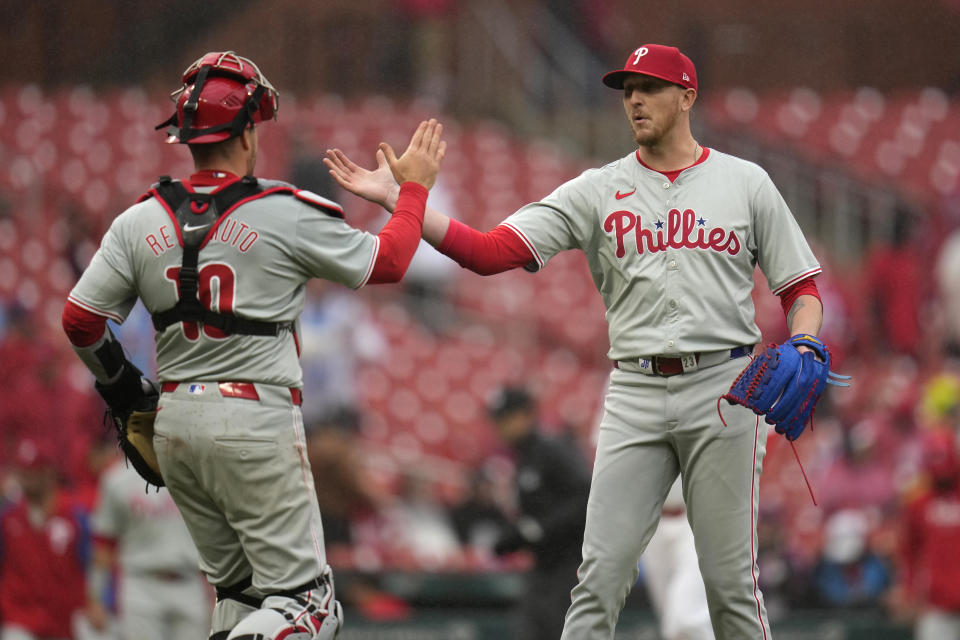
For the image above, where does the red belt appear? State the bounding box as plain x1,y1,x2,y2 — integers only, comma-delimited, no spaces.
160,381,302,406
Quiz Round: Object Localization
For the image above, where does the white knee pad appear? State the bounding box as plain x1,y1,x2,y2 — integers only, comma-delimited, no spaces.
226,566,343,640
211,597,258,639
225,599,343,640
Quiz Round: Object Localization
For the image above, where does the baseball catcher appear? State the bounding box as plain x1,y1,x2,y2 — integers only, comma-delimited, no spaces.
64,47,447,640
722,334,851,441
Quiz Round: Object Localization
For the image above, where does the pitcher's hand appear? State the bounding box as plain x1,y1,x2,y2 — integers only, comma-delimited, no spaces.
380,119,446,190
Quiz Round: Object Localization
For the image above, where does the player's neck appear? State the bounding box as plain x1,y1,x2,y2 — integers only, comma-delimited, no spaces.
193,144,254,179
636,132,699,172
194,159,250,179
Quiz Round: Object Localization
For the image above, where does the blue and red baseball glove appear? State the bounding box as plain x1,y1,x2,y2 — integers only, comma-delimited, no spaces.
722,335,851,440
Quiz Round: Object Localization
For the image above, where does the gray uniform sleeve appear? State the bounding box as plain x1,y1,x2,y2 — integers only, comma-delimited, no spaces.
68,217,140,322
292,203,379,289
501,171,600,271
751,172,822,295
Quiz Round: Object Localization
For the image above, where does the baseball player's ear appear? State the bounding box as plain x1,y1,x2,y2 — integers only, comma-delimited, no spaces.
681,89,697,111
240,127,254,151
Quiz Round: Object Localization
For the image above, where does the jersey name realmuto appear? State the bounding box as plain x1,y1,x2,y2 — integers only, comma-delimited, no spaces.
502,149,821,360
68,186,379,386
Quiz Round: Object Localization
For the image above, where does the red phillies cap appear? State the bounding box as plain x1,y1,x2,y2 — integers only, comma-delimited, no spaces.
602,44,698,91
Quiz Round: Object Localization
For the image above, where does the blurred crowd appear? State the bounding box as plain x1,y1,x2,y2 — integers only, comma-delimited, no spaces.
2,213,960,635
2,83,960,640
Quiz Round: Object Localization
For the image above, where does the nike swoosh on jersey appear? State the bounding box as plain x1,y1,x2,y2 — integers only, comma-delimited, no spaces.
183,222,211,232
615,189,636,200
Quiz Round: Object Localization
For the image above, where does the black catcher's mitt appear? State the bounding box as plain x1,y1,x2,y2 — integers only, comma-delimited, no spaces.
96,364,164,487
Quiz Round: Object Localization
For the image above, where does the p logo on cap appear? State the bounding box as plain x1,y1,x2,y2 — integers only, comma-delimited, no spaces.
603,44,698,91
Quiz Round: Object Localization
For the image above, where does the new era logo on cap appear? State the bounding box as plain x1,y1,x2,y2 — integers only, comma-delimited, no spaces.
602,44,698,91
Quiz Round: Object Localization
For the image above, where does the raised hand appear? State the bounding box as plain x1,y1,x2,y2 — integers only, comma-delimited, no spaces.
380,119,446,190
324,147,398,210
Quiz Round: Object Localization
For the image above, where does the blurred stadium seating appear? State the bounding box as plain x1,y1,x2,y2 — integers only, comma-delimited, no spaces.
2,2,959,636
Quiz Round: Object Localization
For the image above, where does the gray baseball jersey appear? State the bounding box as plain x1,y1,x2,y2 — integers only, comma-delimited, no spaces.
502,148,820,360
68,187,377,386
496,148,819,639
68,178,387,634
92,461,210,640
92,460,200,574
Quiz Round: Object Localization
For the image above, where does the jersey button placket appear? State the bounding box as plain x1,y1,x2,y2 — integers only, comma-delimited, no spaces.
664,253,680,353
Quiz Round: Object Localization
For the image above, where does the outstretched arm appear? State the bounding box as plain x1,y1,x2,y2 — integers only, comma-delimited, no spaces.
324,147,534,274
364,119,447,284
324,147,451,247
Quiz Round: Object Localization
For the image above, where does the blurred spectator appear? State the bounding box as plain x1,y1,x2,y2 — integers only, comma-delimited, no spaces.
920,373,960,431
448,466,512,565
486,385,591,640
861,201,933,360
756,503,815,618
399,177,459,333
69,431,120,516
290,145,340,200
379,466,461,570
395,0,456,105
60,199,101,282
305,407,410,622
0,439,89,640
818,418,899,516
298,282,388,424
85,455,209,640
639,478,715,640
935,226,960,359
892,427,960,639
107,301,158,379
813,508,892,609
0,304,60,457
305,406,385,550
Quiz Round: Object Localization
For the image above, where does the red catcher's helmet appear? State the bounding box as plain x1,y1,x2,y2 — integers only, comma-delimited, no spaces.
156,51,279,144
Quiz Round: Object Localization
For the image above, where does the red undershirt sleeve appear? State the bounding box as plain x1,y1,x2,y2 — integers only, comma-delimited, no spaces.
436,218,535,275
778,277,821,317
368,182,429,284
62,299,108,347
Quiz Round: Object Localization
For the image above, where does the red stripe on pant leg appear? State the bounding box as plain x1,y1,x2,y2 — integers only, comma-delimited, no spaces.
750,416,768,639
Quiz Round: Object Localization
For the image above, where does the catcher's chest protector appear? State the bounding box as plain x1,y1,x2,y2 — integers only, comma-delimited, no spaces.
146,175,297,337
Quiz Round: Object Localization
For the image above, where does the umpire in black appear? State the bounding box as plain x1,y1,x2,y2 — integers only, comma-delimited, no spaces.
487,385,592,640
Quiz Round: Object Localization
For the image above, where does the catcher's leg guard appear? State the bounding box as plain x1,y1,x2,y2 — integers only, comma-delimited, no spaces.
225,598,343,640
226,567,343,640
210,598,259,640
209,577,262,640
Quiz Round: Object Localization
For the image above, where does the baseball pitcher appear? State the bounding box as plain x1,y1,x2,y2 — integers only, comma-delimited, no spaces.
325,44,847,639
62,51,446,640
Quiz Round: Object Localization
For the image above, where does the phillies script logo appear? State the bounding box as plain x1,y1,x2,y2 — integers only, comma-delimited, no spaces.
603,208,740,258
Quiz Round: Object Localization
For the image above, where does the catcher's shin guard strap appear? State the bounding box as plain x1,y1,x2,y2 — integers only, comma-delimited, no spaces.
216,576,263,609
